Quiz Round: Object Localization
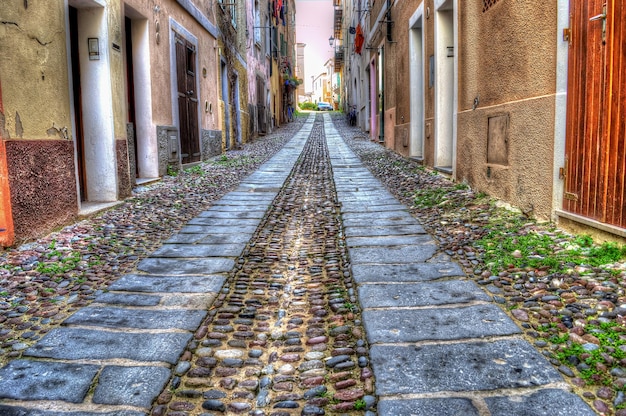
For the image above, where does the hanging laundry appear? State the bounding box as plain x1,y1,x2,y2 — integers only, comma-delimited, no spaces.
355,23,364,55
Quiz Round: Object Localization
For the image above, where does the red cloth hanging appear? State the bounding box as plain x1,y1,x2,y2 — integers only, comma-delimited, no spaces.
275,0,283,17
354,24,364,55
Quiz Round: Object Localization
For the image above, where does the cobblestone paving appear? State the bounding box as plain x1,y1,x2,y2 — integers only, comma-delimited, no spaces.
0,113,600,416
151,116,374,415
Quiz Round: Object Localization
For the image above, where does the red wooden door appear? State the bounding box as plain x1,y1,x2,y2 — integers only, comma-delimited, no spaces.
175,34,200,164
564,0,626,228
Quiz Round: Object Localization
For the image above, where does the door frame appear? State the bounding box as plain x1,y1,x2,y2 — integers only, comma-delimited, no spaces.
169,19,202,163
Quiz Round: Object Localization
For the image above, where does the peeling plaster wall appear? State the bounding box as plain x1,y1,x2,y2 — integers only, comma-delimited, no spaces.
0,2,76,244
0,2,72,140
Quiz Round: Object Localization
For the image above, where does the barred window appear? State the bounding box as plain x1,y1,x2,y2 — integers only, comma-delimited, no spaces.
483,0,500,13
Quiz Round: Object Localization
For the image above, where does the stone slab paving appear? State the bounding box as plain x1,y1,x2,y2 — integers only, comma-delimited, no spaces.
321,115,594,415
0,114,595,415
0,115,317,415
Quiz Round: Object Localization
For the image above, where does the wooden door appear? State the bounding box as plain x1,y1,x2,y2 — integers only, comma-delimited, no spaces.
564,0,626,228
175,34,200,164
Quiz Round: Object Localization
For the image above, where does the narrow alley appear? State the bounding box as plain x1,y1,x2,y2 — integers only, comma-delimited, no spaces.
0,114,596,415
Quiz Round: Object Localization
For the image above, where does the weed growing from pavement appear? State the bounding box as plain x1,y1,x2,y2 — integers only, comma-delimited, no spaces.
555,322,626,386
354,398,367,410
212,155,260,168
183,165,205,175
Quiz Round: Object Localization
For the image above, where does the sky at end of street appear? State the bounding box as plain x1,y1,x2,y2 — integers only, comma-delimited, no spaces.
295,0,335,94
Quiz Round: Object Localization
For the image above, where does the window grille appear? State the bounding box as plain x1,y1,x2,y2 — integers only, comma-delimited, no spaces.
483,0,500,12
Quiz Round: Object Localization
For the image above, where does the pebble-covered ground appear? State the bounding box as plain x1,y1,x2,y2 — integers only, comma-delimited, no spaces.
333,114,626,416
1,112,625,415
0,117,305,369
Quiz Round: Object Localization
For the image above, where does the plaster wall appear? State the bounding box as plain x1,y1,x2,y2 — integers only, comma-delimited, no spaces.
0,2,72,140
456,1,558,219
456,96,556,220
125,0,220,135
0,2,78,243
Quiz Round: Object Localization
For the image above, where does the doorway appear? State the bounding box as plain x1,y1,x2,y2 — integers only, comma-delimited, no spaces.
68,2,117,203
434,0,455,172
409,6,425,160
175,32,201,164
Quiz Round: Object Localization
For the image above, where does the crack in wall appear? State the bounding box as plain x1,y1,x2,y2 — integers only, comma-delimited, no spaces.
1,20,54,46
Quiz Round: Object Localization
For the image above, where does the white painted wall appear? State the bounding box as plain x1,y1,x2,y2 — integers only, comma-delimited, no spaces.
434,2,454,169
78,6,118,201
131,19,158,178
409,4,425,159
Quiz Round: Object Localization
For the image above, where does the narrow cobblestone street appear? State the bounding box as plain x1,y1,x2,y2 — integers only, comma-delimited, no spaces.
0,114,599,415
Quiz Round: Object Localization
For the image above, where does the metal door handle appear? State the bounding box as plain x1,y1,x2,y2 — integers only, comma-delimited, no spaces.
187,90,194,95
590,13,606,21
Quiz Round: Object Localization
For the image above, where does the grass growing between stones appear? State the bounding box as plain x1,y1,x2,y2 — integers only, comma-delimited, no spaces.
339,121,626,415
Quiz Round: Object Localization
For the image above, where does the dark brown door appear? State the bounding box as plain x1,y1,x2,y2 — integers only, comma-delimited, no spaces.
69,6,87,201
175,34,200,164
564,0,626,228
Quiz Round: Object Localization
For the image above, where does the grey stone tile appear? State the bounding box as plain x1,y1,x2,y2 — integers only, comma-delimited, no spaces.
94,292,161,306
179,225,257,234
378,397,479,416
25,328,191,364
346,235,433,247
92,365,171,407
343,217,419,227
188,217,261,226
342,211,412,221
340,203,406,213
165,233,251,244
363,304,521,343
137,258,234,275
352,263,464,283
194,210,267,219
0,406,144,416
0,360,99,403
151,243,243,258
109,274,225,293
484,388,596,415
344,224,426,237
64,306,206,330
358,280,490,308
349,244,438,264
370,339,562,395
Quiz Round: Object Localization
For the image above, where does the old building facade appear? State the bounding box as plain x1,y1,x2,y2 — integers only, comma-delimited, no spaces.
338,0,625,240
0,0,296,246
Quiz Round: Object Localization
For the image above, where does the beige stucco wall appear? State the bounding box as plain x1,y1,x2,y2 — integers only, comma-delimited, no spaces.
456,1,558,220
0,1,72,140
457,97,556,219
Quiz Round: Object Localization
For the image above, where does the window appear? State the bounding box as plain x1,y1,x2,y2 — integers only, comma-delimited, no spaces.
218,0,237,28
483,0,501,12
254,0,262,45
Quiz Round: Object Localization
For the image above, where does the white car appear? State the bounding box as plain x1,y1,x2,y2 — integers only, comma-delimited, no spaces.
317,102,333,111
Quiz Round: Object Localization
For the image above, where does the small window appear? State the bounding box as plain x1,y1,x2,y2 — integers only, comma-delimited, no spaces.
483,0,501,13
186,46,195,74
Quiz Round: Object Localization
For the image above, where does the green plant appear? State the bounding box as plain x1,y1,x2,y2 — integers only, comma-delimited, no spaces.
166,165,179,176
184,165,204,175
574,234,594,248
299,102,316,111
354,399,367,410
556,322,626,386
